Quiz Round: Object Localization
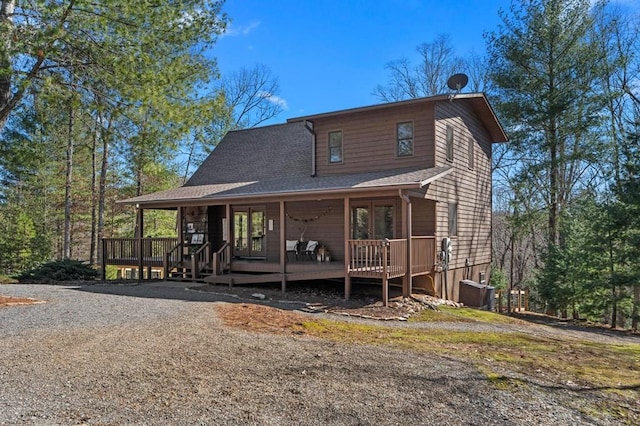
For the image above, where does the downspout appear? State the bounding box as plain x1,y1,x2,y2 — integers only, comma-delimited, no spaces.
304,120,316,177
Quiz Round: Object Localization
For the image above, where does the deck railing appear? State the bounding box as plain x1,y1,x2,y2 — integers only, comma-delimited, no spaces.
348,237,436,279
212,241,231,275
103,237,178,267
190,241,212,280
411,236,436,276
163,242,184,278
348,239,406,279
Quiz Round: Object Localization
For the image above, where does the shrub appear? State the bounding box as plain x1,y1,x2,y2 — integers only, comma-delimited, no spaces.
0,274,19,284
17,259,98,283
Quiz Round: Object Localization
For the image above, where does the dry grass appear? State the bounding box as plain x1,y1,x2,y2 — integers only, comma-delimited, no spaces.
217,302,640,423
0,295,44,307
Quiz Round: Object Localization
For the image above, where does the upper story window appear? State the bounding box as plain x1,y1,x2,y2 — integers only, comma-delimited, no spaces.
468,137,475,170
328,130,343,163
446,125,454,162
396,121,413,157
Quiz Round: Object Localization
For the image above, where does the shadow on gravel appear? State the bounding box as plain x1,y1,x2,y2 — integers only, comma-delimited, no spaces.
512,312,640,343
70,279,385,312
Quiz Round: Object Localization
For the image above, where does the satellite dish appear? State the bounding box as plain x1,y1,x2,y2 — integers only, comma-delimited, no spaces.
447,73,469,91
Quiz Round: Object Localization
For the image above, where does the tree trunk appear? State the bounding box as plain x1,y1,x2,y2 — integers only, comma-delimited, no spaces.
611,282,618,329
96,114,111,277
0,0,15,131
632,284,639,332
89,122,98,265
63,99,74,259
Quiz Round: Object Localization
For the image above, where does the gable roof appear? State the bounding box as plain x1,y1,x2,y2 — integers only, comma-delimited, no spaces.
288,93,508,143
120,93,506,207
121,165,453,207
186,121,312,186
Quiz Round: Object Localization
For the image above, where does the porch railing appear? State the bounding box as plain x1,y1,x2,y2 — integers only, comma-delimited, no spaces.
348,238,437,279
411,236,436,276
348,239,406,279
103,237,179,267
163,242,184,278
212,241,231,275
190,241,212,280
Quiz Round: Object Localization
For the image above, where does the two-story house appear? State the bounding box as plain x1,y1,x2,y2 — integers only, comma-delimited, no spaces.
105,93,507,305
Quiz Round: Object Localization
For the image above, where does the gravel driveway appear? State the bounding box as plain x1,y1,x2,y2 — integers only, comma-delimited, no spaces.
0,282,635,425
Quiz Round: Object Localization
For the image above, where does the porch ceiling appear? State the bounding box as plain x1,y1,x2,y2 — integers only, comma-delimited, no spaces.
119,165,453,207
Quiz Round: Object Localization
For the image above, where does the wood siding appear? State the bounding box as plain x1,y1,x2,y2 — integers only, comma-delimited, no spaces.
266,203,281,262
207,205,226,251
428,100,493,273
411,198,436,236
285,199,345,260
312,103,435,175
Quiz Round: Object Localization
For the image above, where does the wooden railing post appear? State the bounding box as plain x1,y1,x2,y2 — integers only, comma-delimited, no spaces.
137,237,143,281
164,249,173,280
382,241,389,307
101,238,107,281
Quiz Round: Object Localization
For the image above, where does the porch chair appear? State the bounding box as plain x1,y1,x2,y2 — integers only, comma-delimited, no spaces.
301,240,319,261
285,240,299,260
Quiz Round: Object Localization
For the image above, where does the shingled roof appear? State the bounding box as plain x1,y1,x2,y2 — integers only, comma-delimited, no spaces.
186,121,312,186
121,165,453,207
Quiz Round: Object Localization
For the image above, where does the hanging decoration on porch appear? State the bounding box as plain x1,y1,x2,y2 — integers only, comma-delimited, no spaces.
286,207,332,242
285,207,332,223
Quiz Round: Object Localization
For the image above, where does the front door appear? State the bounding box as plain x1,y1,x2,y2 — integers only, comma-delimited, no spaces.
233,206,266,258
351,200,395,240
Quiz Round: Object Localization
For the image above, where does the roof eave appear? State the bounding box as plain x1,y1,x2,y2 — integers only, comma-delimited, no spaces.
120,181,432,208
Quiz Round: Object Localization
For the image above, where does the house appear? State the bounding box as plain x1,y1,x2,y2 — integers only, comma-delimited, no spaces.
104,93,508,305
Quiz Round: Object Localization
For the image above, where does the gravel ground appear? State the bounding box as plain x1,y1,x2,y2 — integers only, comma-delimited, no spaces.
0,282,637,425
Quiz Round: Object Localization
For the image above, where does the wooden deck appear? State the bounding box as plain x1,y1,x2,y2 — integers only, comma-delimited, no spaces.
204,264,345,291
102,236,437,303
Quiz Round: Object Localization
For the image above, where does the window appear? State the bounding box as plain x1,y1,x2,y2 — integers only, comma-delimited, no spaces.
446,125,454,162
396,121,413,157
328,130,342,163
448,202,457,236
468,137,475,169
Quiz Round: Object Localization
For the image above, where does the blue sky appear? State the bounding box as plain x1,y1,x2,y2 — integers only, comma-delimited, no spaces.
210,0,637,123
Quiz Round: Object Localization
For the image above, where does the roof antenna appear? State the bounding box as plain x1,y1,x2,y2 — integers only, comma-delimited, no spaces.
446,73,468,101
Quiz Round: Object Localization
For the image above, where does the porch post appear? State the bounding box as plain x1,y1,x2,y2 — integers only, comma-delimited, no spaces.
225,203,232,271
136,206,144,281
280,200,286,292
101,238,107,281
343,196,351,300
400,191,412,297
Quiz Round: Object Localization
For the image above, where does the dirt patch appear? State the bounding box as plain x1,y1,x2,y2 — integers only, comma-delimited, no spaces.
0,295,45,307
216,303,307,333
196,281,460,321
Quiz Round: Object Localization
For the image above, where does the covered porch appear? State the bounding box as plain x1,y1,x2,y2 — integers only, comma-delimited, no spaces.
109,167,451,305
102,234,437,306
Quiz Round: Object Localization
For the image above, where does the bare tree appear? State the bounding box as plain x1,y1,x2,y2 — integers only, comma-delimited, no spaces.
184,64,285,178
222,64,285,129
373,34,481,101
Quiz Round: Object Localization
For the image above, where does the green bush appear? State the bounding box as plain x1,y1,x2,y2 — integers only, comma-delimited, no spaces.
0,274,19,284
489,267,508,291
17,259,98,283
